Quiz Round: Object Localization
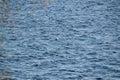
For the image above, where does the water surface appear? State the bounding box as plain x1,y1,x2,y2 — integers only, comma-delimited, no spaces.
0,0,120,80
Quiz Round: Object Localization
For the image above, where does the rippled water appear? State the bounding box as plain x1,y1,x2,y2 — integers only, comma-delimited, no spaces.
0,0,120,80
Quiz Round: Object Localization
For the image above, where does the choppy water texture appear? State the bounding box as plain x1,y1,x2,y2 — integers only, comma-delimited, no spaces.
0,0,120,80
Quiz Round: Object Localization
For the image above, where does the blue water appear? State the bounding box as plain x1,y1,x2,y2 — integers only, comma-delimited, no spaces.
0,0,120,80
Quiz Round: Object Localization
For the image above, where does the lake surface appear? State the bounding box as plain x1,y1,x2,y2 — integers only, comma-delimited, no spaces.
0,0,120,80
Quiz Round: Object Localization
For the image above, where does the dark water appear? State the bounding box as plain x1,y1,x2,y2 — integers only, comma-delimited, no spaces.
0,0,120,80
